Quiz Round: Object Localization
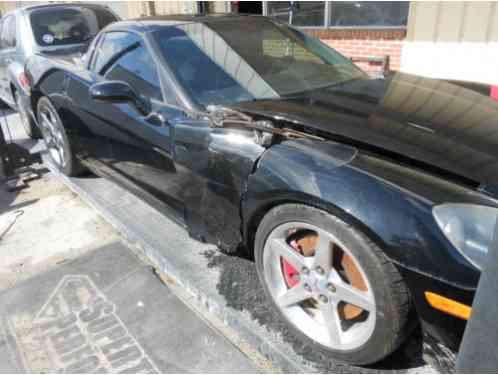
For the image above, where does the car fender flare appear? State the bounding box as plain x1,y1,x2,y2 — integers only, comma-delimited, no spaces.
242,139,479,290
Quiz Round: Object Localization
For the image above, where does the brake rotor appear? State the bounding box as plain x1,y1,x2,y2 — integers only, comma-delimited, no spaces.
281,231,368,320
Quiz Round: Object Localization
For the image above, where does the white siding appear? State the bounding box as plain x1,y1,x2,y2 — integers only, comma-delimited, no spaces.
402,1,498,85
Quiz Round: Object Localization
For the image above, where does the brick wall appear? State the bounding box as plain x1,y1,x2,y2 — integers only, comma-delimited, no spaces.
305,29,406,75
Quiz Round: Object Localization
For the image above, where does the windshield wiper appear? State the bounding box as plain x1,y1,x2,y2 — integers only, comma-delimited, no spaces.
206,105,324,143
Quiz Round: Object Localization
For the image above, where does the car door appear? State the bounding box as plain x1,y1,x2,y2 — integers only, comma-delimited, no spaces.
87,31,185,219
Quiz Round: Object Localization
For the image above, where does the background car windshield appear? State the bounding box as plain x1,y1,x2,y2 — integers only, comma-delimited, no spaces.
153,18,367,107
30,7,116,47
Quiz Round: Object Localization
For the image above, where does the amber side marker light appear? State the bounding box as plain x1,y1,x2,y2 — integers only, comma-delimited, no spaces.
425,292,472,320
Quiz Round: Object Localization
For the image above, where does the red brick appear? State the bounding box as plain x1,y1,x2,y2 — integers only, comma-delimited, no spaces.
305,27,405,72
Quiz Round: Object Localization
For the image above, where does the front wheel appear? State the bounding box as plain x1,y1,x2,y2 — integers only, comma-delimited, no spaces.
254,203,412,365
37,97,83,176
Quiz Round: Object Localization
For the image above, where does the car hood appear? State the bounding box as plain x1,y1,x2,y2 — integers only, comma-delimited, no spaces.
232,72,498,189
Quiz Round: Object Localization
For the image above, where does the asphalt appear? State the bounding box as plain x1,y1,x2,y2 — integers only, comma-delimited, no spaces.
0,241,261,373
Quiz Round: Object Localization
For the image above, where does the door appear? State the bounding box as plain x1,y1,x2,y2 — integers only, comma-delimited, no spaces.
0,15,16,105
85,31,185,218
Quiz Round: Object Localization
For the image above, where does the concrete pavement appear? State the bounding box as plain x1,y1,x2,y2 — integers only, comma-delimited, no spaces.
0,112,267,373
0,242,262,373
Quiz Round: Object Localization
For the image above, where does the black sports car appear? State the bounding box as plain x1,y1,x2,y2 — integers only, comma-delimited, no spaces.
25,15,497,366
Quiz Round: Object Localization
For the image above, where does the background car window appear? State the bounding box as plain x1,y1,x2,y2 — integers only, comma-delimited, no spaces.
1,15,16,48
30,6,116,47
103,43,162,101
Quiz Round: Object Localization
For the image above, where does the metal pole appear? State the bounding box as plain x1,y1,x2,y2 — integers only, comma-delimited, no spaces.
456,218,498,372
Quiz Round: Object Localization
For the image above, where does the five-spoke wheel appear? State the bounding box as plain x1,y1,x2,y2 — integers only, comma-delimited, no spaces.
263,222,376,351
255,204,412,365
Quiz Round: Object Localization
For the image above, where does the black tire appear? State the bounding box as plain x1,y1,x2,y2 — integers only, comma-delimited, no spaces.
254,203,412,365
37,96,84,176
15,90,41,139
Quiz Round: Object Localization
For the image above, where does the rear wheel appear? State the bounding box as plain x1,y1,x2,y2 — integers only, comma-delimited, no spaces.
254,203,412,365
37,97,83,176
15,90,40,139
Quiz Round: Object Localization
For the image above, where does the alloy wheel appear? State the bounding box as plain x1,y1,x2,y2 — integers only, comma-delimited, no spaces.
39,106,66,168
263,222,376,351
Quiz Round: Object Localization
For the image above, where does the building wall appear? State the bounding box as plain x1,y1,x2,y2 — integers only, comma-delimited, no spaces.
0,1,38,16
306,29,405,74
126,1,199,18
401,2,498,84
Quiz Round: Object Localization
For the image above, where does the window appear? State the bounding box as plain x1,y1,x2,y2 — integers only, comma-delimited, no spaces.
267,2,326,27
153,20,365,106
92,32,140,73
1,15,16,48
266,1,409,28
30,6,116,47
100,37,162,101
330,2,409,28
154,26,253,106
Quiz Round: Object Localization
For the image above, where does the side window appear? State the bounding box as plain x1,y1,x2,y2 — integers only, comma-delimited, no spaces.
1,15,15,48
92,32,140,74
104,44,162,101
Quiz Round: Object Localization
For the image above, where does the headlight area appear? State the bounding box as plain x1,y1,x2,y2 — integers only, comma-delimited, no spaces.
429,203,498,320
433,203,498,271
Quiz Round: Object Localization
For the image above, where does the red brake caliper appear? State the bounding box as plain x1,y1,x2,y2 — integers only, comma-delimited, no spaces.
282,240,301,288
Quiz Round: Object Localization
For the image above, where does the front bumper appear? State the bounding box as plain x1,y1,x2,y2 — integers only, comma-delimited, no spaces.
398,266,474,352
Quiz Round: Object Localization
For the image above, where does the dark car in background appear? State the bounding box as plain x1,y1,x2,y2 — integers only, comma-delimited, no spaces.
25,15,498,367
0,3,119,138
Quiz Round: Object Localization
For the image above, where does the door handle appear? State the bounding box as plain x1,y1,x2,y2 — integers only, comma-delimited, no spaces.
144,112,168,127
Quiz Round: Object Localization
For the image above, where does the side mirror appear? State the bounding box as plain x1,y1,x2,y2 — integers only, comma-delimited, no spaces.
89,81,151,115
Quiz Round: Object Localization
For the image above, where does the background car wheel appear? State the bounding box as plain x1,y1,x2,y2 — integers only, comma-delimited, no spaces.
254,203,412,365
15,91,41,139
37,97,84,176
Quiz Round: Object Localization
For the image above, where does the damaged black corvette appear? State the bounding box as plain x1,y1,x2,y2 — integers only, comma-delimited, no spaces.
24,15,497,366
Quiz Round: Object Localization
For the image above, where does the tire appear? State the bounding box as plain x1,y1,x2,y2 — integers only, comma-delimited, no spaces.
15,90,41,139
254,203,412,365
37,96,84,176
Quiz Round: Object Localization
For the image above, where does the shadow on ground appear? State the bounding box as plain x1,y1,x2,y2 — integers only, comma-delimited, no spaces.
203,248,426,373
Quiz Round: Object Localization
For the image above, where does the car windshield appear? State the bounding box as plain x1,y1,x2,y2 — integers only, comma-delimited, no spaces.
153,18,367,107
30,6,117,47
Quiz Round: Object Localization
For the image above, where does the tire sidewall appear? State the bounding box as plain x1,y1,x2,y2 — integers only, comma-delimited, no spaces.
254,203,404,365
37,97,75,176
